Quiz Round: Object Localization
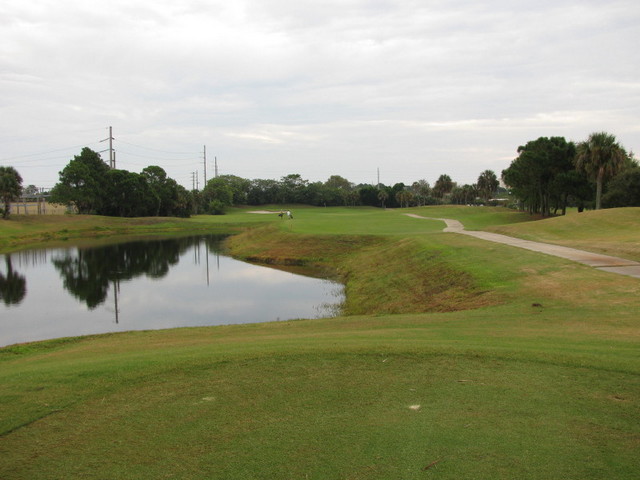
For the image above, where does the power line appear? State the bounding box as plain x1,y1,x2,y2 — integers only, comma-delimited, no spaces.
117,140,198,156
2,128,228,190
115,149,199,163
0,142,102,163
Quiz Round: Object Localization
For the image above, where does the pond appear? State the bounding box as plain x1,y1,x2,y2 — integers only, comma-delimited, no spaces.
0,235,344,347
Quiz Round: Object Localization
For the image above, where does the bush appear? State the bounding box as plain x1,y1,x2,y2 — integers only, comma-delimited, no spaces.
208,199,226,215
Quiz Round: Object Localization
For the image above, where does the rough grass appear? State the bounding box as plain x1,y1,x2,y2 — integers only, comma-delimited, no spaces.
1,205,639,479
225,225,498,315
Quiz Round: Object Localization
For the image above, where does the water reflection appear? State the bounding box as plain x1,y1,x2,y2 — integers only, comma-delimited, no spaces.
0,236,344,346
50,237,206,309
0,255,27,306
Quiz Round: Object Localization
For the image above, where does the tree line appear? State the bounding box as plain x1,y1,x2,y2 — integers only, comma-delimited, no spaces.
194,169,501,214
1,130,638,219
502,132,638,216
1,147,502,218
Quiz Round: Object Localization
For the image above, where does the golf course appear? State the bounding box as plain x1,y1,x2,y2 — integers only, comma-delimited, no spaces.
1,206,639,479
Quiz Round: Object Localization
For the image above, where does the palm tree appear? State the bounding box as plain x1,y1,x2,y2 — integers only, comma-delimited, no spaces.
575,132,627,210
476,170,499,202
432,174,454,199
377,189,388,208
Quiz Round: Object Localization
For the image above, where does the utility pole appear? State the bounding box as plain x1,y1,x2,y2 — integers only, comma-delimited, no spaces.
100,126,115,169
109,126,115,169
203,145,207,186
377,168,380,187
214,156,218,178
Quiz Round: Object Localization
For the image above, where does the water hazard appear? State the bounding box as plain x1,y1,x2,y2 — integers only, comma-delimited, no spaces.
0,235,344,347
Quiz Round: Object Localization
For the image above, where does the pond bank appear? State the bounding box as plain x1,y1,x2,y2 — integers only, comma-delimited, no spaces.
225,225,498,315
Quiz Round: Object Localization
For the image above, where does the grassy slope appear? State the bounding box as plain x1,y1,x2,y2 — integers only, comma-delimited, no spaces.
1,206,639,479
484,207,640,261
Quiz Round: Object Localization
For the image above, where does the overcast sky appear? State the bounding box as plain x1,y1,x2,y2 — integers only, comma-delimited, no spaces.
1,0,639,190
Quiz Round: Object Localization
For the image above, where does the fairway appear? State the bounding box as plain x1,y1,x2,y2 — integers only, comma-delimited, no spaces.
1,206,639,479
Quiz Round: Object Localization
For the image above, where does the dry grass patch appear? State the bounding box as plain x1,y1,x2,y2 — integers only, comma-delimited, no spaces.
521,264,640,309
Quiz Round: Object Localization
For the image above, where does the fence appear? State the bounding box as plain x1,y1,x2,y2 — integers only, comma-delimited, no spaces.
8,199,69,215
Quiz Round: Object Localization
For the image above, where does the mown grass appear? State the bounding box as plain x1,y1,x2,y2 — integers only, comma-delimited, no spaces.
1,206,639,479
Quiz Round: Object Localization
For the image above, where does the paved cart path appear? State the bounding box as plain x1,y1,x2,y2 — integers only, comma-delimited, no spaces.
405,214,640,279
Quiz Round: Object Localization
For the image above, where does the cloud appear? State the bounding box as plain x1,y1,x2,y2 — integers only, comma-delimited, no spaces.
1,0,639,188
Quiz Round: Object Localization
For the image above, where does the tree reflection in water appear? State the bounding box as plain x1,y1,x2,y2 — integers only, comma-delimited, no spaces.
0,255,27,306
2,235,344,347
51,236,225,309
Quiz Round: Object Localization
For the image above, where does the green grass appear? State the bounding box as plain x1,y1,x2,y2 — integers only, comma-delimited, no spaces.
232,205,533,235
0,205,531,253
1,206,639,479
272,206,446,235
409,205,536,230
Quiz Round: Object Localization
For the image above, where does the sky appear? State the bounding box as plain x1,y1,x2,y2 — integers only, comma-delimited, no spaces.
1,0,639,191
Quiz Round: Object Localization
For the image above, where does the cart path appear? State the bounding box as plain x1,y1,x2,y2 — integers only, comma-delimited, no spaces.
404,214,640,279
